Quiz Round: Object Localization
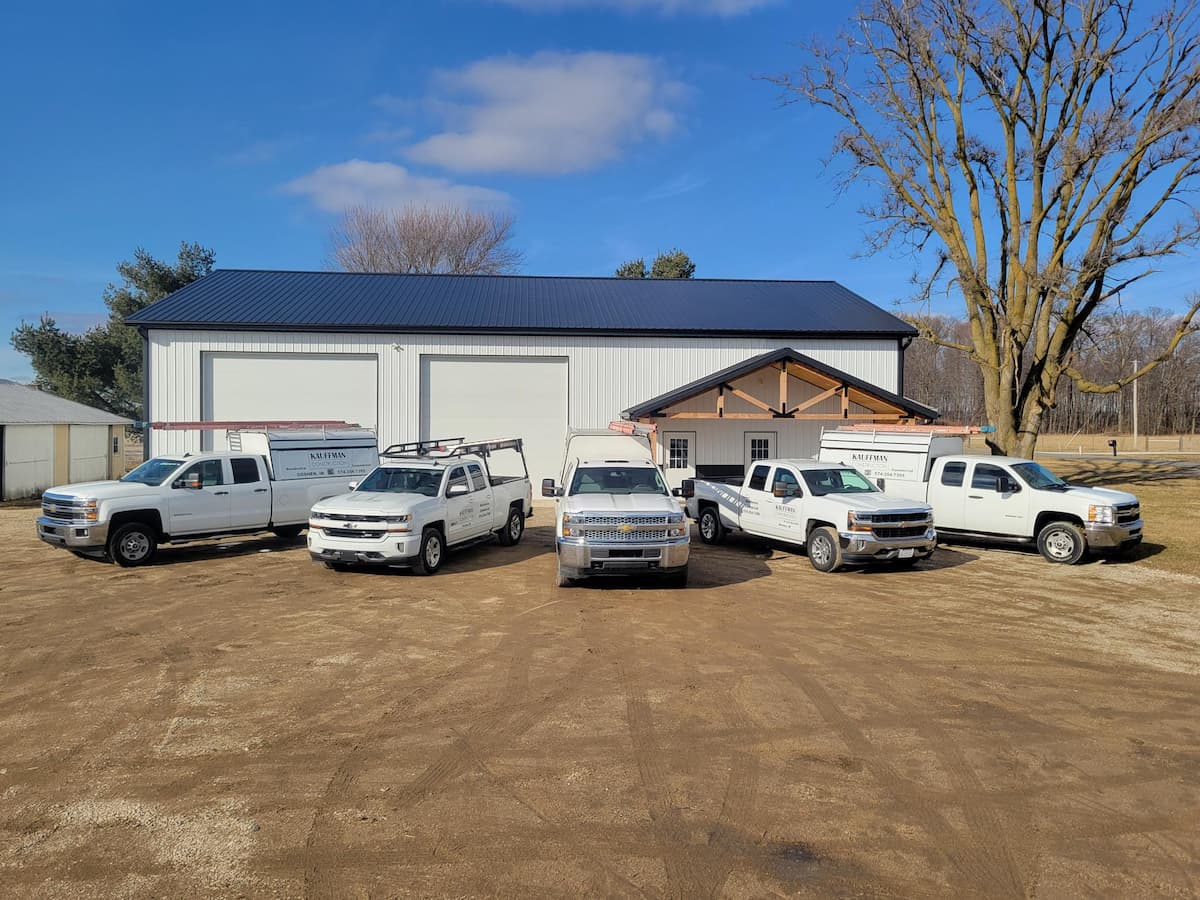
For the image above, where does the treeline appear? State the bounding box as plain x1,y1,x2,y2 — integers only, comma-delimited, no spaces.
904,311,1200,435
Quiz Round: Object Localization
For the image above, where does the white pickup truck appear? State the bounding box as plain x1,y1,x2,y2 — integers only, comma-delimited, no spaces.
308,438,533,574
818,428,1143,564
542,427,690,587
37,429,378,566
682,459,937,572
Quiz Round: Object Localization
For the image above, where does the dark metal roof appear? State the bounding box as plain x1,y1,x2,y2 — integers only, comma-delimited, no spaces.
125,269,917,337
623,347,939,421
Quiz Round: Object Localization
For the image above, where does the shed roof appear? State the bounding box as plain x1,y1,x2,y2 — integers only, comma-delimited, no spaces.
125,269,917,338
0,381,131,426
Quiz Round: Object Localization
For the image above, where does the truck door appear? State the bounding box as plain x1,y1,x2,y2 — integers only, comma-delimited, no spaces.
739,463,774,535
467,463,493,535
168,459,232,534
444,465,476,544
927,460,968,530
767,466,805,544
966,462,1029,536
227,457,272,528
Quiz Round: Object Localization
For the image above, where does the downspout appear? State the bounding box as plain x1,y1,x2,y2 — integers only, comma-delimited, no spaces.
898,335,912,398
140,327,150,461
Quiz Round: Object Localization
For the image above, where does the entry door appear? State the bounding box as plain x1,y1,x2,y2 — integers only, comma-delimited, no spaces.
745,432,776,470
444,466,476,544
168,459,231,533
660,431,696,491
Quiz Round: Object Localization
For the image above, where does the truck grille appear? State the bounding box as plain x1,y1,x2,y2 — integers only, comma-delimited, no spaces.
872,525,930,539
584,528,669,543
41,493,92,525
317,513,388,523
569,515,669,526
1115,503,1140,525
323,527,384,539
880,511,931,524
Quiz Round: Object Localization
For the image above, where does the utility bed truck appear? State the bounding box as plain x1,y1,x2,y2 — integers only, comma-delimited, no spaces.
37,429,378,566
308,438,532,574
542,425,690,587
682,459,936,572
818,427,1143,564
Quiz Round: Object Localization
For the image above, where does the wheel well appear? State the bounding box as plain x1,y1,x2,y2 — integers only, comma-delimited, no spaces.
698,500,718,516
1035,511,1084,535
806,519,836,537
109,509,164,540
508,499,523,513
424,520,445,536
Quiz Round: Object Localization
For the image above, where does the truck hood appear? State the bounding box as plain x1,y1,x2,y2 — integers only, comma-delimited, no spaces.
312,491,436,516
561,493,680,515
1054,484,1139,507
45,480,158,501
817,493,931,514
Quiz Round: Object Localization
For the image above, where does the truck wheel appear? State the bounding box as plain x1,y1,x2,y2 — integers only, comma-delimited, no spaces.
698,507,725,544
806,526,842,573
497,506,525,546
413,528,444,576
108,522,157,567
1037,521,1086,565
271,525,304,540
556,562,575,587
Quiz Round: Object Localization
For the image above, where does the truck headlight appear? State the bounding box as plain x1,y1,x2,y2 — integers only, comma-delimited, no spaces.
84,500,99,522
847,511,873,533
1088,504,1114,525
385,514,412,524
667,513,684,525
311,510,329,521
667,526,686,537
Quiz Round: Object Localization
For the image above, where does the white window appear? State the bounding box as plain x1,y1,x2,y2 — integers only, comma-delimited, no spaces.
668,438,689,469
750,438,771,461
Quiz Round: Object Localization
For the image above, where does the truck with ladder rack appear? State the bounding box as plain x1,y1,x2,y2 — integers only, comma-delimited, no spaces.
307,437,533,574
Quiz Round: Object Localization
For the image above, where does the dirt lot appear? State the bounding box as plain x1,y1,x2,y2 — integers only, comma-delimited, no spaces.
2,505,1199,899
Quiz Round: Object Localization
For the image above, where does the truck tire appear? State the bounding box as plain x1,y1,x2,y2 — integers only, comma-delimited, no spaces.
806,526,843,573
497,506,525,546
271,525,304,540
108,522,157,567
698,507,725,544
1037,521,1086,565
555,561,575,587
413,527,444,576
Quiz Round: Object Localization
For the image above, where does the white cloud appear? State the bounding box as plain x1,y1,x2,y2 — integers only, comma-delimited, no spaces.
495,0,775,14
404,52,688,175
281,160,509,212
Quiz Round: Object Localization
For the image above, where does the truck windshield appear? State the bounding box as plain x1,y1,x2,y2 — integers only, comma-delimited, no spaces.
120,457,184,486
801,468,877,496
356,466,442,496
569,466,667,496
1011,462,1069,490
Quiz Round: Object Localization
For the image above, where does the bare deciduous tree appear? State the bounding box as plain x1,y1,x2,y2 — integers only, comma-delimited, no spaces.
330,205,524,275
774,0,1200,456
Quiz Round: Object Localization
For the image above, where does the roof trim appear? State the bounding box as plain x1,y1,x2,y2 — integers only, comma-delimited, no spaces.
622,347,940,421
133,323,914,339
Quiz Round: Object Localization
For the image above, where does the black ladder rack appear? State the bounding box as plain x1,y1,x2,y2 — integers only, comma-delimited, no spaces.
380,437,525,460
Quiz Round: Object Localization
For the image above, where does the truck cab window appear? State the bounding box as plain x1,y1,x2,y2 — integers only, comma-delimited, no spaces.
941,461,966,487
467,464,487,491
231,458,261,484
179,459,224,487
747,465,770,491
447,466,469,495
971,464,1008,490
773,469,802,495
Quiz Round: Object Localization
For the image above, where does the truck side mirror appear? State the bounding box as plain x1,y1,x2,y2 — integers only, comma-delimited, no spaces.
671,487,683,497
347,481,359,491
997,476,1018,494
680,478,695,499
447,482,469,497
541,478,557,498
179,472,202,490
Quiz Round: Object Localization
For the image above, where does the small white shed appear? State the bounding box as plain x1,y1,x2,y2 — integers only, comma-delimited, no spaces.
0,381,131,500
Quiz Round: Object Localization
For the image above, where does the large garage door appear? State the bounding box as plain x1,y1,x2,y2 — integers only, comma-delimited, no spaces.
201,353,378,450
2,425,54,500
420,356,568,486
68,425,109,482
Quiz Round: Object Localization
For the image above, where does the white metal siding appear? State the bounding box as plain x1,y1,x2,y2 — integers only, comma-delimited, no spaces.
147,330,900,456
199,352,378,450
421,356,568,485
68,425,109,482
3,425,54,499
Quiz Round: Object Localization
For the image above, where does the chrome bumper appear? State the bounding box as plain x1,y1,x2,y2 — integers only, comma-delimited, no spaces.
837,527,937,561
1085,519,1143,549
37,517,109,551
557,537,690,577
307,530,422,566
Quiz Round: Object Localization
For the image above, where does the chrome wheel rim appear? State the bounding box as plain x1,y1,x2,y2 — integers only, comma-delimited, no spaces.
810,536,831,567
1044,530,1075,560
121,532,150,561
701,513,716,540
509,515,522,540
425,535,442,567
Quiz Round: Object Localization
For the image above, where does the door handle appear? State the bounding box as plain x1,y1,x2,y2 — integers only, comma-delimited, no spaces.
967,494,983,499
214,491,230,496
253,488,268,493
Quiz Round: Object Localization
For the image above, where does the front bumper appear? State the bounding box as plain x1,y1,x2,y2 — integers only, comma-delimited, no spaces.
308,529,421,566
837,527,937,561
557,537,690,577
1085,519,1144,549
37,517,109,552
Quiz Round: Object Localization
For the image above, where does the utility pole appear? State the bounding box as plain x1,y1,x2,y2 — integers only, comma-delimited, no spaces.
1132,359,1139,451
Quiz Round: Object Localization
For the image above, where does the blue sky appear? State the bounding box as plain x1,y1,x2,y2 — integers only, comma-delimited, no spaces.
2,0,1197,381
